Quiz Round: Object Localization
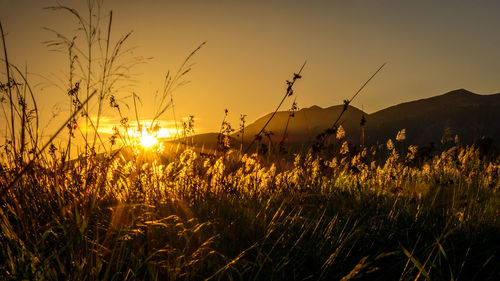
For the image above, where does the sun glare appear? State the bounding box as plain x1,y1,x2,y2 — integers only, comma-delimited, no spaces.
139,134,158,148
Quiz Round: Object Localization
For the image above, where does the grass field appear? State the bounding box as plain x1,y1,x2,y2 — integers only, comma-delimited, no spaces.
1,1,499,280
0,142,499,280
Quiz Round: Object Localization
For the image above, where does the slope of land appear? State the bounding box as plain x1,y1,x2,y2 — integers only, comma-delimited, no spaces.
236,89,500,147
366,89,500,145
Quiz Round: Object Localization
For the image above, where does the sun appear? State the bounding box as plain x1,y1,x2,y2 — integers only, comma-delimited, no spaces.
139,134,158,148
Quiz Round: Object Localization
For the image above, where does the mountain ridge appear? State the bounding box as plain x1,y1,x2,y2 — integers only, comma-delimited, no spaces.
167,89,500,149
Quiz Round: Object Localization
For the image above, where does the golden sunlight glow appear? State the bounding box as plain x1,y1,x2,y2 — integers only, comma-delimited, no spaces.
139,134,158,148
95,118,181,149
125,125,178,140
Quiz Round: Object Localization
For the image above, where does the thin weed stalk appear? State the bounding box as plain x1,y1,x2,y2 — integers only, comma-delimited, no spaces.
93,10,113,149
244,61,306,155
0,21,17,166
278,99,298,155
0,89,97,198
314,62,386,152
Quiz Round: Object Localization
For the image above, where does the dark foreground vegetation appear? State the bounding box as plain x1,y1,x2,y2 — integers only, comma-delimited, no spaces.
1,143,499,280
1,1,499,280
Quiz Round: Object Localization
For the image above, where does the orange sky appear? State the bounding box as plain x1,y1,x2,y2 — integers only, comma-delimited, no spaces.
2,0,500,147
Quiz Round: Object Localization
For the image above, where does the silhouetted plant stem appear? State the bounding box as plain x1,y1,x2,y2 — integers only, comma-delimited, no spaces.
150,42,205,140
239,114,246,152
2,62,40,163
19,65,27,166
279,99,298,154
1,90,98,198
244,61,306,154
217,109,234,153
133,92,142,136
0,21,17,165
360,104,366,147
314,62,386,151
85,2,93,157
93,10,113,149
64,39,77,165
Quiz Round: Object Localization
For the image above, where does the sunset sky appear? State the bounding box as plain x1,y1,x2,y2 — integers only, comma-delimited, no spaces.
2,0,500,139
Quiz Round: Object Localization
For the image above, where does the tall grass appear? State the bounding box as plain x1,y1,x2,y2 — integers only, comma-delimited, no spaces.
1,131,499,280
1,1,499,280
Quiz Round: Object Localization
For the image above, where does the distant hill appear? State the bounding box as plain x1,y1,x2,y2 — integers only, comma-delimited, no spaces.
365,89,500,145
162,132,220,150
238,104,365,144
166,89,500,149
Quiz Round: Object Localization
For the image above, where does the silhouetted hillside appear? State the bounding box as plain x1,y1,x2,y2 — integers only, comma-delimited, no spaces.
365,89,500,145
238,105,366,144
174,89,500,150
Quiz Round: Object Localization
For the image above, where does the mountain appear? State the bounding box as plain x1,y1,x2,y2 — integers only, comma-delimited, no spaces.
167,89,500,150
238,89,500,146
238,104,366,144
365,89,500,145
